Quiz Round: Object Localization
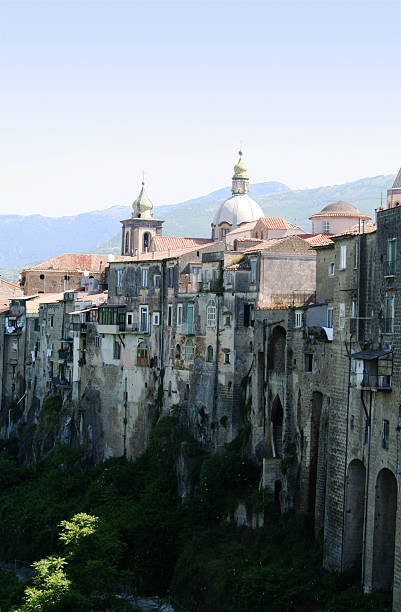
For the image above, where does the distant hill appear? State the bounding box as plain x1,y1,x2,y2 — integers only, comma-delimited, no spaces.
0,175,394,281
94,174,394,254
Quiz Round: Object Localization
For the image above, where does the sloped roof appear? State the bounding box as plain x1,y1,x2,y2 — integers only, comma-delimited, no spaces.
152,236,213,251
225,221,258,237
27,254,109,272
257,217,289,230
392,168,401,188
245,235,316,255
25,292,66,314
303,234,334,246
331,221,377,239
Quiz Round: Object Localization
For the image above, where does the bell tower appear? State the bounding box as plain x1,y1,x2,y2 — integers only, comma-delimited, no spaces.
121,180,163,256
387,167,401,209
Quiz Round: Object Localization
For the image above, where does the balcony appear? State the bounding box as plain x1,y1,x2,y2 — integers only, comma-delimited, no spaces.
97,322,126,334
177,323,195,335
72,322,87,333
361,374,392,391
384,260,396,277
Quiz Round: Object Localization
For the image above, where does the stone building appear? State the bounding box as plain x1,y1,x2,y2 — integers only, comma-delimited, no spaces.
21,253,109,296
3,152,400,607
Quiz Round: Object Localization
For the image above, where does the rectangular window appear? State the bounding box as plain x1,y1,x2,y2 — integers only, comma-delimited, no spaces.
295,310,302,328
384,294,394,333
167,304,173,327
225,271,233,285
339,245,347,270
141,268,148,288
154,274,161,289
152,311,160,326
350,298,357,334
305,353,313,372
177,303,183,326
49,314,54,328
113,341,121,360
250,259,257,283
328,263,335,276
382,419,389,450
167,267,174,288
327,307,333,328
117,269,122,287
386,238,396,276
206,301,216,327
244,304,252,327
339,303,345,329
139,306,148,333
203,269,209,283
34,318,40,332
95,336,101,348
224,352,230,364
224,314,231,326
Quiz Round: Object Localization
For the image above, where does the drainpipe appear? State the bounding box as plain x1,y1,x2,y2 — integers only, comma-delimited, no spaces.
361,390,373,589
340,337,353,572
212,292,221,436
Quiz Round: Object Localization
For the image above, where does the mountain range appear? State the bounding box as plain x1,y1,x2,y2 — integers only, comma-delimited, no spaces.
0,174,394,282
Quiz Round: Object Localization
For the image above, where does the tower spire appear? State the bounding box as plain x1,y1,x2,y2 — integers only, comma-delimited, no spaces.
232,149,249,195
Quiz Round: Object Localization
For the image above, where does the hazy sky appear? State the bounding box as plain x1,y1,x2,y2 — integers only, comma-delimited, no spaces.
1,0,400,217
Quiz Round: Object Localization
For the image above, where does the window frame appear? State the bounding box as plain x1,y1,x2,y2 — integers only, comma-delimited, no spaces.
206,299,216,327
328,262,335,277
139,305,149,333
141,267,149,288
339,244,347,270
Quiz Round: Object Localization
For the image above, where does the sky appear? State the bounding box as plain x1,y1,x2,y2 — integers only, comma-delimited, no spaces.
1,0,400,217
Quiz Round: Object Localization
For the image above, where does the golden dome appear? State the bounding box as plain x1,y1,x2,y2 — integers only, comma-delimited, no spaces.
233,150,248,178
132,182,154,219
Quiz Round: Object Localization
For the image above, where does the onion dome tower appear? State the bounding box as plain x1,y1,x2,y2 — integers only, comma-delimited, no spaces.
121,178,163,256
211,151,264,240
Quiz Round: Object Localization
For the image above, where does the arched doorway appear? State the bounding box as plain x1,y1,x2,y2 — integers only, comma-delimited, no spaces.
343,459,366,569
372,468,397,591
271,395,283,458
267,326,286,373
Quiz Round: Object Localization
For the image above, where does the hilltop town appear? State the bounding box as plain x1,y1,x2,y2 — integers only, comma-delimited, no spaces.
1,154,401,610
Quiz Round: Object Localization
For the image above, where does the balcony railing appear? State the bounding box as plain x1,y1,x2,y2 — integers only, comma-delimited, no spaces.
177,323,195,335
383,317,394,333
385,260,396,276
361,373,392,391
72,322,87,332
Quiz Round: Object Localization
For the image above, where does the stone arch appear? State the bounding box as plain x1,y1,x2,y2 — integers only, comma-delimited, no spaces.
308,391,323,519
267,326,286,373
343,459,366,569
271,395,283,458
372,468,397,591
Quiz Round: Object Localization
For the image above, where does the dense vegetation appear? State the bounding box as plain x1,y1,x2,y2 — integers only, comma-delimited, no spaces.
0,416,392,611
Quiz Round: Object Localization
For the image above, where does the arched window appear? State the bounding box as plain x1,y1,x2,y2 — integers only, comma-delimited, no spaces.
175,344,181,359
143,232,150,252
125,231,130,254
185,339,194,361
207,345,214,362
207,299,216,327
137,341,148,366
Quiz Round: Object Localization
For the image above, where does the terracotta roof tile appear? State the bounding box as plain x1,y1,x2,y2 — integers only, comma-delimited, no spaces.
27,253,109,272
152,236,213,251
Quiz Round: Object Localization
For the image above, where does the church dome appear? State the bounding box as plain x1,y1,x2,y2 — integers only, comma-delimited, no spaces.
309,201,371,220
213,194,264,228
212,151,264,233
